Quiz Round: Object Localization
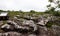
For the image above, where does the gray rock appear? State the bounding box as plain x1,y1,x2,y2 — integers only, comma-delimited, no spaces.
1,20,37,32
37,16,52,26
1,24,10,29
0,14,60,36
52,25,60,36
0,21,3,26
22,20,37,31
0,32,21,36
28,34,36,36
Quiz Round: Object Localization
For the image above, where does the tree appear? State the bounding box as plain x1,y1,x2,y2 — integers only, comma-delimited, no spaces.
0,10,4,12
45,0,60,16
19,10,23,13
47,0,60,11
30,10,36,13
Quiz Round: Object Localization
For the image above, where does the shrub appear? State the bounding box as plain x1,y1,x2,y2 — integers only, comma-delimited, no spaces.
45,21,53,28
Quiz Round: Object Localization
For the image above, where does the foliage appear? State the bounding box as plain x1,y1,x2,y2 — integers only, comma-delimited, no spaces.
30,10,36,13
48,0,53,2
46,0,60,16
45,10,60,16
45,21,53,28
0,10,4,12
48,0,60,9
8,12,20,18
53,11,60,16
45,0,60,16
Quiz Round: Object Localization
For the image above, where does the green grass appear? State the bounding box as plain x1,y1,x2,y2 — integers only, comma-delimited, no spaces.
8,12,44,18
8,12,20,18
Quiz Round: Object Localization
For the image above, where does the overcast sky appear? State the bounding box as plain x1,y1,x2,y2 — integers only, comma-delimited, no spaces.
0,0,50,11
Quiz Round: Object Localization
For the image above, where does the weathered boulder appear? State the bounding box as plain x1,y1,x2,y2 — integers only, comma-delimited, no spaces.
51,25,60,36
22,20,37,31
0,14,60,36
0,21,3,26
37,16,52,26
1,20,37,33
28,34,36,36
0,32,22,36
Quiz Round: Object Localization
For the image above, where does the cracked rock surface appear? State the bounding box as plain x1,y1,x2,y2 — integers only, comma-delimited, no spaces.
0,14,60,36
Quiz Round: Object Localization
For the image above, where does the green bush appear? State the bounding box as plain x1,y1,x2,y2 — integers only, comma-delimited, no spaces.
53,12,60,16
45,21,53,28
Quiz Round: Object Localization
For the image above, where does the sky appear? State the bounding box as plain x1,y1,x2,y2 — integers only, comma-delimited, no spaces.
0,0,50,11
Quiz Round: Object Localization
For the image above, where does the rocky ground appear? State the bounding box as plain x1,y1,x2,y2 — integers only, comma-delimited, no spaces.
0,14,60,36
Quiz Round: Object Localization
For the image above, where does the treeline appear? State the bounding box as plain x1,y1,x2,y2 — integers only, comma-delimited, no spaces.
45,7,60,16
0,10,37,12
45,10,60,16
0,9,60,16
